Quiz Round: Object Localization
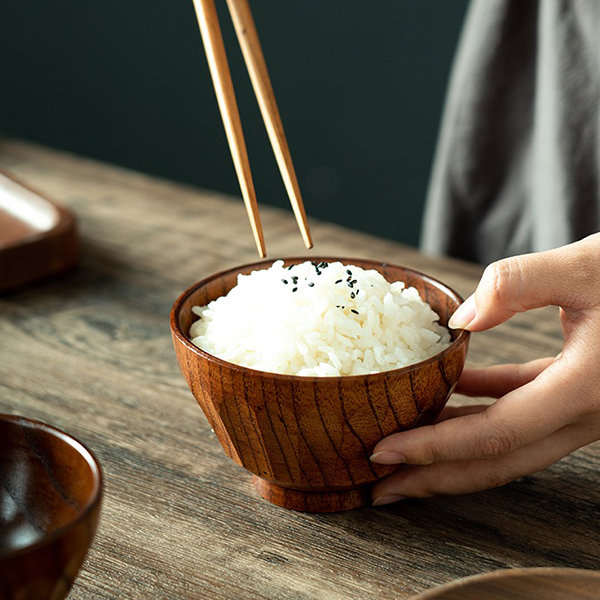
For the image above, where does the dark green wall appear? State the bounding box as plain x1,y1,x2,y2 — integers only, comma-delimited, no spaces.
0,1,468,247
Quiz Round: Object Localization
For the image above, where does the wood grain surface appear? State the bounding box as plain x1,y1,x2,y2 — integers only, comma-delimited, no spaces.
0,138,598,599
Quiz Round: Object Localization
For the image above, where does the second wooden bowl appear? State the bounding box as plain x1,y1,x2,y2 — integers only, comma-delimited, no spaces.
170,258,469,512
0,415,103,600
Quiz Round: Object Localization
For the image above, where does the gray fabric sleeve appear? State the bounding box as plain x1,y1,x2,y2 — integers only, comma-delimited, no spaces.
421,0,600,264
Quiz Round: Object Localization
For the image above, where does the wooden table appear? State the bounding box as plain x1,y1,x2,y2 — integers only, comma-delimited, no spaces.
1,139,598,599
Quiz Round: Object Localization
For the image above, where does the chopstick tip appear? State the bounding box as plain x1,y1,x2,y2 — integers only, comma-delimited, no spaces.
302,231,313,250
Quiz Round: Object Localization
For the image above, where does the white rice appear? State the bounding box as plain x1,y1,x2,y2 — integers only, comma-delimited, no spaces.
189,260,451,377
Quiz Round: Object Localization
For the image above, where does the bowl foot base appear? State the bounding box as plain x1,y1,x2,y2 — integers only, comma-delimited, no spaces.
252,476,371,512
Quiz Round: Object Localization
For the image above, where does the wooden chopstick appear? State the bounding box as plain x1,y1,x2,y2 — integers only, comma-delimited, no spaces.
192,0,266,258
226,0,313,250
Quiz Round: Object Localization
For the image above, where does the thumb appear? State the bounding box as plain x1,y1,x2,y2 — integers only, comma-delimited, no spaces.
448,234,600,332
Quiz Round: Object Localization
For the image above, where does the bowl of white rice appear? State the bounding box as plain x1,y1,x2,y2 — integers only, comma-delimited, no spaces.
171,258,469,512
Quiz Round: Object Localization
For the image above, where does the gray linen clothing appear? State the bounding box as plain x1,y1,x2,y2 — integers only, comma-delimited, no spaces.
421,0,600,265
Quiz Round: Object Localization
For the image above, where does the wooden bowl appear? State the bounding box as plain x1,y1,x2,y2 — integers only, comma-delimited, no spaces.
170,258,469,512
0,415,103,600
411,567,600,600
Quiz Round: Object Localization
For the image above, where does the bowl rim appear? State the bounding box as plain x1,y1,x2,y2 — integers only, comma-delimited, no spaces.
170,256,470,382
0,414,103,560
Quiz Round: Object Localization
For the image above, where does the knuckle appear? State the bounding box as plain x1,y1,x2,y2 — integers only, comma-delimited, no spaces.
481,258,525,310
474,424,518,459
402,467,438,498
424,425,447,465
418,474,440,498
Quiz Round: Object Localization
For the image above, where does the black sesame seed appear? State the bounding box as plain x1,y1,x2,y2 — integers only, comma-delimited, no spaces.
350,292,355,299
355,289,359,295
292,276,298,284
351,309,359,315
348,282,354,288
288,265,294,270
351,279,357,285
292,287,298,292
308,282,314,287
319,261,328,268
335,279,342,284
346,270,352,275
282,279,288,284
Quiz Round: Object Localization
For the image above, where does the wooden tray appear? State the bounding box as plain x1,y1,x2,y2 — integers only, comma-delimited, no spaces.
0,172,77,293
412,568,600,600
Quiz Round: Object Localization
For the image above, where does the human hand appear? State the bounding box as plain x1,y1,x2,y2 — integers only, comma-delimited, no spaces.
371,233,600,505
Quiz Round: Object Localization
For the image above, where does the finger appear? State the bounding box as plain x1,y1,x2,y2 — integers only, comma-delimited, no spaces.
456,357,555,398
436,403,488,422
371,361,579,466
372,421,591,502
448,235,600,331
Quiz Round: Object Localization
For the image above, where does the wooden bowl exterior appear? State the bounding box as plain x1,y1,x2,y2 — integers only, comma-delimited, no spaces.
0,415,103,600
171,258,469,511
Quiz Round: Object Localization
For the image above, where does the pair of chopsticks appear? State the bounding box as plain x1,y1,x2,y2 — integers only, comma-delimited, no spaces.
192,0,313,257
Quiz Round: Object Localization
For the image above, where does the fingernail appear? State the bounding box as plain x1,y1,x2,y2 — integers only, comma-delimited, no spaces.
370,451,406,465
372,494,406,507
449,295,476,330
